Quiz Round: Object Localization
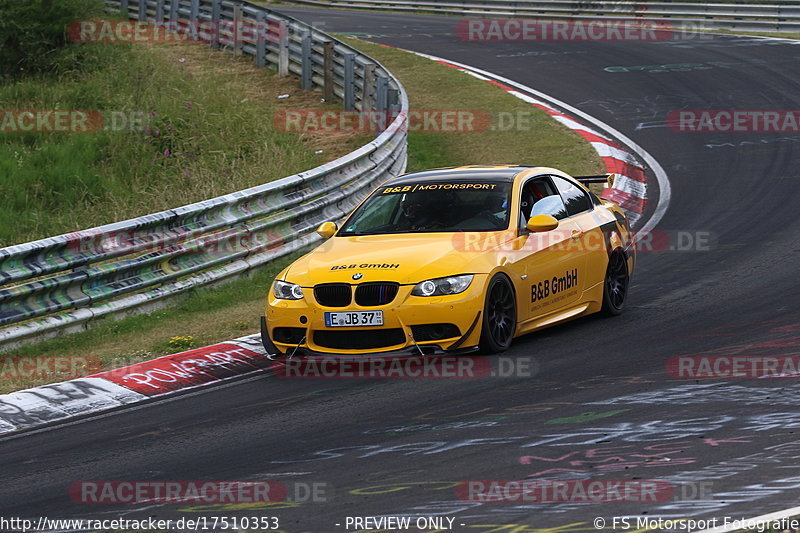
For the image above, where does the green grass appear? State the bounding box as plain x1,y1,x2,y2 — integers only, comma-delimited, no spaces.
0,39,369,246
1,37,603,393
344,37,602,175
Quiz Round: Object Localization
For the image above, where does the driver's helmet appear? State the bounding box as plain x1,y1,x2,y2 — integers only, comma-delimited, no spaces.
401,192,438,217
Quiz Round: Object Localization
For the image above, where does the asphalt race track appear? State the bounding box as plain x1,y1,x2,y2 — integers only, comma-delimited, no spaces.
4,8,800,532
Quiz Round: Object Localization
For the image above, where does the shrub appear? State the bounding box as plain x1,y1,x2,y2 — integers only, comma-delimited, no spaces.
0,0,106,77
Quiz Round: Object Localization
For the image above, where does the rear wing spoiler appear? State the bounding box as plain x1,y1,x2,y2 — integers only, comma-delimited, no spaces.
574,173,617,189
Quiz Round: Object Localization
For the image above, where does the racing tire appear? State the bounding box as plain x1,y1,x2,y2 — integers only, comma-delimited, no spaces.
479,274,517,354
601,249,629,316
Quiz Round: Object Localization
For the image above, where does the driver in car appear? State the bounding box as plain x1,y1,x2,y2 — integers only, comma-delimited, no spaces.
399,193,445,231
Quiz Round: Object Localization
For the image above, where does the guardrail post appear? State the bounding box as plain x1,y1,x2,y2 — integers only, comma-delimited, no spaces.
376,77,388,110
375,76,388,132
278,21,289,76
233,3,243,56
301,33,313,90
362,62,376,110
387,87,399,118
121,0,130,16
211,0,221,48
169,0,179,21
156,0,165,20
343,53,355,111
138,0,146,20
256,12,267,67
190,0,199,40
323,41,335,102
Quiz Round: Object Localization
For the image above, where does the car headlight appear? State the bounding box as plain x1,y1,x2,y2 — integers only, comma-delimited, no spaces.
411,275,473,297
273,280,304,300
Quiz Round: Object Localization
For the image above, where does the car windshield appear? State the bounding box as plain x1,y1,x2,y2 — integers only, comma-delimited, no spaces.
338,181,511,235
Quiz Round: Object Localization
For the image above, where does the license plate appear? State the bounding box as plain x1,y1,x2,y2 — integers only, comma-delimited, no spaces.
324,311,384,327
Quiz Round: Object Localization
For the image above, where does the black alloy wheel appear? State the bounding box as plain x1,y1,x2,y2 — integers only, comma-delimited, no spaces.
480,274,516,353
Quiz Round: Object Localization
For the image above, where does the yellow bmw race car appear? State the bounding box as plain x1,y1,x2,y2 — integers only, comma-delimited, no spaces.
261,165,635,356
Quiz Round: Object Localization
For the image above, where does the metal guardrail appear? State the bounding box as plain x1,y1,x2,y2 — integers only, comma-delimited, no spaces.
0,0,408,350
284,0,800,32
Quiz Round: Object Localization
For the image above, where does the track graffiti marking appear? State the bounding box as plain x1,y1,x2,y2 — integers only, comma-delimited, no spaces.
271,416,737,464
590,383,800,405
364,417,510,435
545,410,629,424
704,135,800,149
604,57,800,73
519,438,750,478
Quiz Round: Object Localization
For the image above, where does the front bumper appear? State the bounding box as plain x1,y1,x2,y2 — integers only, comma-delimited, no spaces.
260,316,479,357
263,277,487,356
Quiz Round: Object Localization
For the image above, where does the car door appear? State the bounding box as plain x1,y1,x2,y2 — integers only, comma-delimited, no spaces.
550,175,607,295
515,175,585,322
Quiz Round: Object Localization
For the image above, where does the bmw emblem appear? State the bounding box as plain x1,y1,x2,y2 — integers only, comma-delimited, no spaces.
352,273,363,280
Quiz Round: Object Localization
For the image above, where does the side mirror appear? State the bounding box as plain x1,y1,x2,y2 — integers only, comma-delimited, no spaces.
526,214,559,233
316,221,338,239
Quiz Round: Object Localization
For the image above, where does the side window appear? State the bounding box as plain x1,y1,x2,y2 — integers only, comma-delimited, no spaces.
552,176,593,216
531,196,568,220
519,177,568,227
